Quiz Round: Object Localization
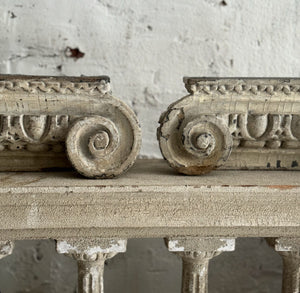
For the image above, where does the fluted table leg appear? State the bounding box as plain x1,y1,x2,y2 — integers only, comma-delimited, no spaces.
267,237,300,293
166,237,235,293
56,238,127,293
0,241,14,260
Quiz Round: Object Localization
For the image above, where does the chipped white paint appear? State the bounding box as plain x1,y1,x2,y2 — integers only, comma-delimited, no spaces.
199,266,206,278
168,239,235,252
218,238,235,251
274,238,300,252
56,238,127,293
56,239,127,256
276,244,294,252
26,194,39,227
168,240,184,252
167,237,236,252
0,243,11,255
0,241,14,259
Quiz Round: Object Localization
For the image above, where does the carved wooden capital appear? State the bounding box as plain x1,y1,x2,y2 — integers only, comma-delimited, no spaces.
166,237,235,293
158,77,300,175
0,241,14,260
0,74,141,178
56,238,126,293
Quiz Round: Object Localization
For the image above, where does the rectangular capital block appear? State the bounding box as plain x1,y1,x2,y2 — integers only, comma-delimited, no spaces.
167,237,235,252
56,238,127,256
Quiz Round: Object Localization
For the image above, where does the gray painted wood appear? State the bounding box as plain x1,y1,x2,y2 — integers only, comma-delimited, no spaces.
0,159,299,240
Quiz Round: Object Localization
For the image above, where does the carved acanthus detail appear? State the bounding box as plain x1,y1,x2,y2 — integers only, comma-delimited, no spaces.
56,239,127,293
166,238,235,293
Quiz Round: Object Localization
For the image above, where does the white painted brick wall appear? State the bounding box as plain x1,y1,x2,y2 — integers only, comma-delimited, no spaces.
0,0,298,292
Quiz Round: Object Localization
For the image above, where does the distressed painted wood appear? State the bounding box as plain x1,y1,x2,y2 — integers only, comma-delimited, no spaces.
0,74,141,178
268,237,300,293
56,238,126,293
158,77,300,175
166,237,235,293
0,159,299,240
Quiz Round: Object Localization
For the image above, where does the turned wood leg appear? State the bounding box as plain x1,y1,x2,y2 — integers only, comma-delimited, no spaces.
267,237,300,293
166,237,235,293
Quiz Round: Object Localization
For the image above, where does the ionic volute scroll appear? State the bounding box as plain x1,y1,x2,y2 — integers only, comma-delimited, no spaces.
0,74,141,178
158,77,300,174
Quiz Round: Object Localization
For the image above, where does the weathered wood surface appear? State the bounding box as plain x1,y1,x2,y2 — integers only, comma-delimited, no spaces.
166,237,235,293
0,74,141,178
56,238,127,293
158,77,300,175
0,159,299,240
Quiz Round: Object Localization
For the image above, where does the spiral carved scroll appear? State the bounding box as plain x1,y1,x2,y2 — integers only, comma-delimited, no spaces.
158,104,233,175
66,97,141,178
